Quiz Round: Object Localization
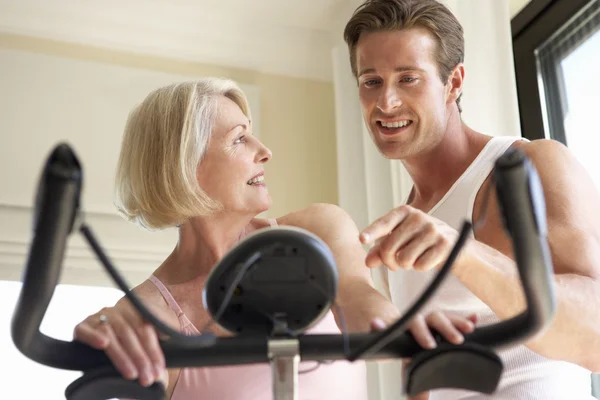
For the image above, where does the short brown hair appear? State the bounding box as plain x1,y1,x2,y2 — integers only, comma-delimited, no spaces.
344,0,464,112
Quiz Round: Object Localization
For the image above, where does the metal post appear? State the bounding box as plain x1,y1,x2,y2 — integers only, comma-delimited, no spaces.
268,339,300,400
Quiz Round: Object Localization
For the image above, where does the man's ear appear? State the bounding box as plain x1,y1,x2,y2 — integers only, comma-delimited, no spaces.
446,64,465,105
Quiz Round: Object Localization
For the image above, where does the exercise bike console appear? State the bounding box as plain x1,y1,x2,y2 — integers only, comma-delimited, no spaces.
203,227,338,337
203,226,340,399
10,143,556,400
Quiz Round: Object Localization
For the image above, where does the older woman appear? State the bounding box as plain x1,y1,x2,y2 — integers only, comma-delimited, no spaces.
73,78,477,400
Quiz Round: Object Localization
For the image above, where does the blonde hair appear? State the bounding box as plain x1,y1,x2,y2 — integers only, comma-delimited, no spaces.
344,0,464,112
114,78,251,230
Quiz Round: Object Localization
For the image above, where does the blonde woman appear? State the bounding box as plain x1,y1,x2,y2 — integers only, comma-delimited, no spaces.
73,78,477,400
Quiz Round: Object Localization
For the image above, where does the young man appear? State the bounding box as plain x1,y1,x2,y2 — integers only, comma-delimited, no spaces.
343,0,600,399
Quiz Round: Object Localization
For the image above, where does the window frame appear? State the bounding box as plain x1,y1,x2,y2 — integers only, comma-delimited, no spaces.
511,0,597,142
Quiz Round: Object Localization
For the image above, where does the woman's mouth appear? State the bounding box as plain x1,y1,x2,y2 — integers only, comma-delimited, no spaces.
247,174,265,186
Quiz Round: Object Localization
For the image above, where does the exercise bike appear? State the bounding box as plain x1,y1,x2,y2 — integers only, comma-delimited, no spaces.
10,142,555,400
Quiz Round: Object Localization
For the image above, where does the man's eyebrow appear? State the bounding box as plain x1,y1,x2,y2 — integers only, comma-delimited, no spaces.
358,66,426,77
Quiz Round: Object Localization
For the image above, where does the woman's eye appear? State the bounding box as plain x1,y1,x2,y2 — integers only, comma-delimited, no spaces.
401,77,417,83
234,135,246,144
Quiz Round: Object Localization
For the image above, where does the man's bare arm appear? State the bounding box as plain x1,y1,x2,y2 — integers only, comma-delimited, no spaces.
455,139,600,372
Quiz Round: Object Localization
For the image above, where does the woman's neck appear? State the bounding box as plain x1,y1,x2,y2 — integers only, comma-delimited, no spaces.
157,213,258,285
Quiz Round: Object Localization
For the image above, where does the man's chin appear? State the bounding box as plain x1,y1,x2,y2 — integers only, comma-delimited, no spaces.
376,143,411,160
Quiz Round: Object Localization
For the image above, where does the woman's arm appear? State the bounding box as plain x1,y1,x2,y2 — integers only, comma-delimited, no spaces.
281,203,478,341
280,203,401,331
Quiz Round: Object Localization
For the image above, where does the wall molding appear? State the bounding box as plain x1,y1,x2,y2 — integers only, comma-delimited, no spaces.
0,201,123,220
0,202,175,286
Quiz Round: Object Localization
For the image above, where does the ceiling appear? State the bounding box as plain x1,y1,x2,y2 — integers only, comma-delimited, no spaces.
0,0,532,82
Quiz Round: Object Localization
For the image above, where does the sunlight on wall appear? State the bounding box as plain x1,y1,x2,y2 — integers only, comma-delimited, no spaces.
2,280,123,399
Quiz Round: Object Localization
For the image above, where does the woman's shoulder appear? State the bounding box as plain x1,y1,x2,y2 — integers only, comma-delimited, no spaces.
132,278,164,300
122,277,181,330
273,203,360,240
272,203,341,224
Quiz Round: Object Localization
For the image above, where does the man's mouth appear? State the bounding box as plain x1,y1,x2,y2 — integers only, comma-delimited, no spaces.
379,120,412,129
377,119,413,135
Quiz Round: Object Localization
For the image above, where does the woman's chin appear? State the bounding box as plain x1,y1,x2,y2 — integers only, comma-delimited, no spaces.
243,199,271,217
257,200,272,214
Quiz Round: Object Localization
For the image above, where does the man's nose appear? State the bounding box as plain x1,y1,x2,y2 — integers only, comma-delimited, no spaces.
377,86,402,113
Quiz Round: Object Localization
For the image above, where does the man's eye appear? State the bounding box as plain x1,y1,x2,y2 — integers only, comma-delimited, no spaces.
364,79,381,87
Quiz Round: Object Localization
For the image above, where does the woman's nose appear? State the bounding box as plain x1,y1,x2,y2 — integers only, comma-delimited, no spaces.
257,142,272,163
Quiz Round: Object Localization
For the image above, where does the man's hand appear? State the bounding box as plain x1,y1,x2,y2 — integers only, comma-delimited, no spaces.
359,205,462,272
371,311,478,349
371,311,478,400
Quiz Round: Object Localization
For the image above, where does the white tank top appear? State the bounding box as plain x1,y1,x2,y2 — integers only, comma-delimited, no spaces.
387,136,594,399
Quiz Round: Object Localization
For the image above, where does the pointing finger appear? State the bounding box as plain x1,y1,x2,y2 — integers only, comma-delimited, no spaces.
365,243,383,268
360,206,411,245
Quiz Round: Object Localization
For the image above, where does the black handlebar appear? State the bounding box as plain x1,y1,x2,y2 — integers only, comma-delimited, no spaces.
480,147,555,346
11,145,86,370
10,143,556,398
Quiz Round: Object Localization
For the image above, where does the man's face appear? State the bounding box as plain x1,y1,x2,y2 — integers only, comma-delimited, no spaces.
355,27,458,160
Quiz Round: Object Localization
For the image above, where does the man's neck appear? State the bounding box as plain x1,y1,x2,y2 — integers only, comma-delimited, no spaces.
403,121,491,210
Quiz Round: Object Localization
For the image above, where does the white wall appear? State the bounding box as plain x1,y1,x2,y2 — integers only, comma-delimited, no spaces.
0,47,260,288
444,0,522,138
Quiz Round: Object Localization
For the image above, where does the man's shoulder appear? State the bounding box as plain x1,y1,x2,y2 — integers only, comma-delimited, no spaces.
511,138,569,163
506,138,584,187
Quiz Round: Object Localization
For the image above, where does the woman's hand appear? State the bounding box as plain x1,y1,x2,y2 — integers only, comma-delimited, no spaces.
73,299,168,388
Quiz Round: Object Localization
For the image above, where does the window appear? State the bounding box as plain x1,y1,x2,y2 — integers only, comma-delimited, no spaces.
512,0,598,141
535,0,600,186
1,280,123,399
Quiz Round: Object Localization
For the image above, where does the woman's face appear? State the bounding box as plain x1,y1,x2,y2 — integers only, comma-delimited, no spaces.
196,95,272,215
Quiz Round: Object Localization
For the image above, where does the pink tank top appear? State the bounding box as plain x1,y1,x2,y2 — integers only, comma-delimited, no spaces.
148,218,369,400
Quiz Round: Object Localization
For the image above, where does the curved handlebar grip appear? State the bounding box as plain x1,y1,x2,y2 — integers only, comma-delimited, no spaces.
10,143,114,370
11,143,216,371
461,147,556,348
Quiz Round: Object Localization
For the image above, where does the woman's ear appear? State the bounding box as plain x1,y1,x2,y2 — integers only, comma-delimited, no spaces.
446,64,465,106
